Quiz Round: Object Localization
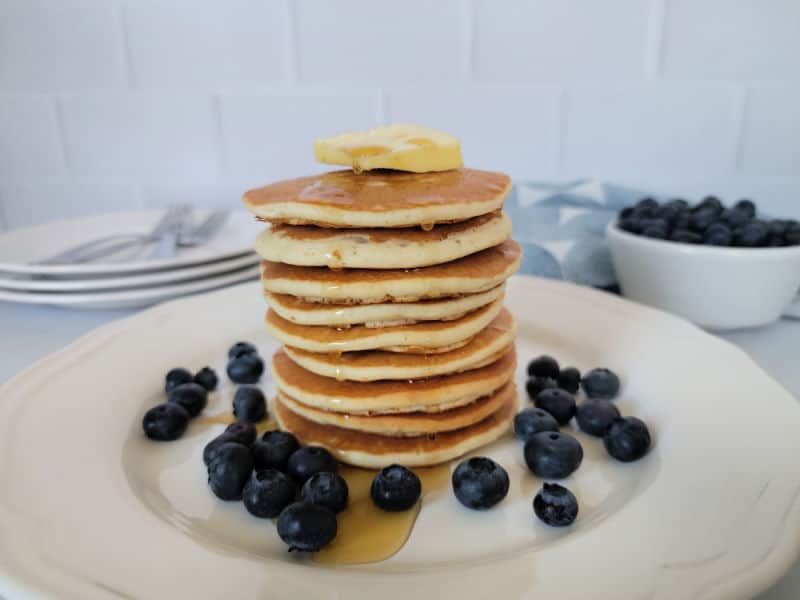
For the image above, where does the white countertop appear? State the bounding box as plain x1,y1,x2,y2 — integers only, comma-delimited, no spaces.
0,300,798,599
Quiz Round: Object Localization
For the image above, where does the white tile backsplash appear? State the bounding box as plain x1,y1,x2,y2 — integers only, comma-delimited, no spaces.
59,92,219,180
474,0,650,81
0,95,64,176
0,0,798,229
562,84,740,177
123,0,289,88
388,87,560,179
294,0,465,84
0,0,123,91
739,86,800,176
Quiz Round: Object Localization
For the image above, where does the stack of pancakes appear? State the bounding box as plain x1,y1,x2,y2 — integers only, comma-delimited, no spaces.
243,168,521,468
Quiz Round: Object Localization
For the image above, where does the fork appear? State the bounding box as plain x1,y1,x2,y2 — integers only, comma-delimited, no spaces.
178,210,230,247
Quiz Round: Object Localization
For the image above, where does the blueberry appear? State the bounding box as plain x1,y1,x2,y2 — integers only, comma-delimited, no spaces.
253,430,300,472
142,403,190,441
533,483,579,527
525,377,557,401
242,469,297,518
581,368,620,399
720,208,750,228
228,341,258,360
371,465,421,511
451,457,509,510
575,400,621,437
734,221,769,247
785,224,800,246
689,208,717,232
287,446,338,484
768,220,788,236
557,367,581,394
703,223,733,246
618,218,641,234
232,386,267,422
534,388,576,426
767,235,786,247
203,434,247,466
734,199,756,218
604,417,651,462
526,355,560,379
670,229,702,244
167,382,207,418
696,195,723,215
193,367,218,391
619,206,635,220
641,224,668,239
514,408,559,441
277,501,337,552
302,471,349,513
654,204,680,223
224,422,257,446
638,218,669,232
635,198,658,213
165,368,193,394
523,431,583,479
227,353,264,384
672,211,691,230
664,198,689,211
207,443,253,500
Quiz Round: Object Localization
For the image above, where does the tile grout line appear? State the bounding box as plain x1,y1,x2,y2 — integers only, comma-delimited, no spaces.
114,0,136,88
644,0,667,80
284,0,300,81
461,0,476,80
730,86,749,174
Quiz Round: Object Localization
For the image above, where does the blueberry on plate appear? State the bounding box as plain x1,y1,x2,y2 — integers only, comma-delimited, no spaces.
524,431,583,479
575,399,620,437
228,341,258,360
525,376,557,401
689,208,717,232
784,224,800,246
253,430,300,472
703,223,733,246
287,446,338,484
224,422,257,446
451,457,509,510
277,501,337,552
526,355,560,379
734,221,769,247
242,469,297,518
534,388,576,426
635,198,658,214
581,368,620,400
720,207,749,228
534,483,579,527
203,434,247,466
233,386,267,422
302,471,349,513
371,465,421,512
670,229,702,244
193,366,218,391
227,353,264,384
167,382,208,417
142,402,190,441
734,198,756,218
207,443,253,501
696,195,723,215
164,368,193,394
604,417,651,462
641,224,668,239
557,367,581,394
514,408,559,441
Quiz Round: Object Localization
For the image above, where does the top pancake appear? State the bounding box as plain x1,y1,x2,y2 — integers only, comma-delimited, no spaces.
242,168,511,228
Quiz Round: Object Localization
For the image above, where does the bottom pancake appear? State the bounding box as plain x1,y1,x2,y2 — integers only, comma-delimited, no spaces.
278,381,514,436
274,387,516,468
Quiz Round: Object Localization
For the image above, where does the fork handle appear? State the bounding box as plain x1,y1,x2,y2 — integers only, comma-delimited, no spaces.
36,234,148,265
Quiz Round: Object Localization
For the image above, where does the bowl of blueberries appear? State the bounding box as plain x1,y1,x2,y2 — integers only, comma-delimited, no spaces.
607,196,800,330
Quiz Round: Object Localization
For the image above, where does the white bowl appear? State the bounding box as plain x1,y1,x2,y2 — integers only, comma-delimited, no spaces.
606,221,800,330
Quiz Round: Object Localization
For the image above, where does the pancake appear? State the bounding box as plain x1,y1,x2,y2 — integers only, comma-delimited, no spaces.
278,381,513,436
242,168,511,228
255,212,511,269
283,308,515,381
274,386,516,468
260,239,521,304
264,297,504,354
271,346,516,414
264,284,504,328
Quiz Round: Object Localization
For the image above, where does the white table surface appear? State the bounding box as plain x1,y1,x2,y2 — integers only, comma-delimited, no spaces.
0,299,798,599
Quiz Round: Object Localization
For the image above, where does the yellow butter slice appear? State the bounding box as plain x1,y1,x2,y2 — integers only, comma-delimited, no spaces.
313,124,463,173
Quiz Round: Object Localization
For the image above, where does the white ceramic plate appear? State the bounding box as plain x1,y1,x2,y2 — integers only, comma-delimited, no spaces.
0,253,259,292
0,276,799,600
0,264,260,309
0,210,261,276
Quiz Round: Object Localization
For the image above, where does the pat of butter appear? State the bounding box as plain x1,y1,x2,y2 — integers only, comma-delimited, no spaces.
314,124,463,173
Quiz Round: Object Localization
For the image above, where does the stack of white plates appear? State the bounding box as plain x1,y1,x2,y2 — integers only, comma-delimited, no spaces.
0,210,263,309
